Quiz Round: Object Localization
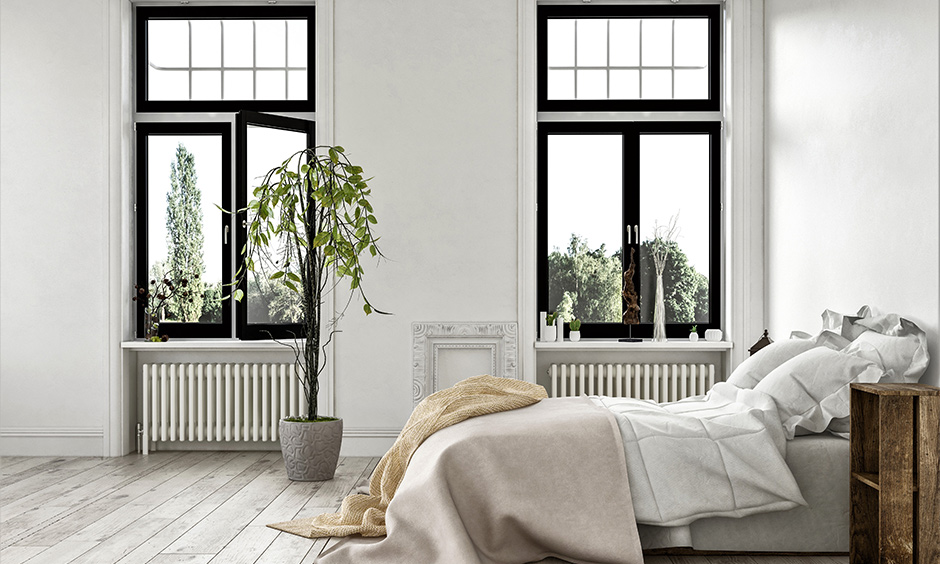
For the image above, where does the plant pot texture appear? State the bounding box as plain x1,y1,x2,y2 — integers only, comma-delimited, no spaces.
279,418,344,481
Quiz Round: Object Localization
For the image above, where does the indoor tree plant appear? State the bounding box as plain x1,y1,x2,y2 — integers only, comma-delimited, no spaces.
233,145,385,481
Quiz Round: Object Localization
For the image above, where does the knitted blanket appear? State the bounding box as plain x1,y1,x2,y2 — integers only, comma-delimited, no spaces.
268,374,547,538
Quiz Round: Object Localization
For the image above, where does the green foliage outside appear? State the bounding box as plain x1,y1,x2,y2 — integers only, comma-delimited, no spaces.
547,234,708,325
164,144,205,321
638,240,708,324
547,235,622,323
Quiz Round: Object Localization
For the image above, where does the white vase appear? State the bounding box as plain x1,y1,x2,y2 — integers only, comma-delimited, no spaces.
555,316,564,342
652,271,667,342
570,330,581,342
689,332,699,342
539,311,548,342
544,326,556,342
705,329,723,342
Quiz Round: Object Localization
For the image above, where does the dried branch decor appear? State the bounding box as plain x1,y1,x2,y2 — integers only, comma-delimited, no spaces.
650,214,680,341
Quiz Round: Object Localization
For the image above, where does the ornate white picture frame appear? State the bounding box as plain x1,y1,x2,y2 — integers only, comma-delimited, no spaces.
412,322,518,405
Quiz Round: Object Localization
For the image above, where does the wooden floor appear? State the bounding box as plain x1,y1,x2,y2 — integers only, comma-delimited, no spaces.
0,452,849,564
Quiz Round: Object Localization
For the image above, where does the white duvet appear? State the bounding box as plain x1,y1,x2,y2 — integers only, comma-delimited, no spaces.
593,382,806,527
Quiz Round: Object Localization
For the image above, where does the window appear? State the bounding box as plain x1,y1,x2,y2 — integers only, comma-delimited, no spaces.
235,111,315,340
136,6,314,112
136,123,233,338
537,4,722,339
135,5,315,340
538,4,720,112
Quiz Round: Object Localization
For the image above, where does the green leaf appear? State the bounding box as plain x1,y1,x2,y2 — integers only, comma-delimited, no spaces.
269,271,285,280
328,148,338,163
233,288,245,302
367,215,377,224
284,280,298,293
286,272,301,282
363,303,372,315
334,145,345,153
313,232,330,247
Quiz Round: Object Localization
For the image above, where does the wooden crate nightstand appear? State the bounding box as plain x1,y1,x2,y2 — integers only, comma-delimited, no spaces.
850,383,940,564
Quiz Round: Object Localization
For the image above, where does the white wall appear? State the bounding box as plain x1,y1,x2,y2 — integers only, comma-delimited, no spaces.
0,0,113,454
330,0,519,453
764,0,940,386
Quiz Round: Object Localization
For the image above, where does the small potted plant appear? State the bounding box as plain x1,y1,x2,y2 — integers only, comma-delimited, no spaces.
133,273,197,341
569,319,581,342
544,312,557,342
689,325,699,342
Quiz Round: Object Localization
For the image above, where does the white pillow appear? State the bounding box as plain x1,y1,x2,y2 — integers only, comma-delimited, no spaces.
844,331,926,383
754,347,884,439
726,339,818,389
727,330,849,389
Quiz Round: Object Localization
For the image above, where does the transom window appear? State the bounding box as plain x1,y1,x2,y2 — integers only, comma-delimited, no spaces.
137,6,314,112
538,4,720,112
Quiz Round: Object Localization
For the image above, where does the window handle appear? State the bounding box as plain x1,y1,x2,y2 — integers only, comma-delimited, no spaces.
224,225,230,244
628,227,632,245
634,225,639,243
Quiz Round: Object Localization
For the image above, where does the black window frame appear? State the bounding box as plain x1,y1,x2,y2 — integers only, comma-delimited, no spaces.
537,4,721,113
135,121,233,339
135,5,316,114
235,110,316,340
537,121,722,340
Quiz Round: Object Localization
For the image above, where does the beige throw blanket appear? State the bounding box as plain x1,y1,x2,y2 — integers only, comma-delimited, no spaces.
317,396,643,564
269,375,547,538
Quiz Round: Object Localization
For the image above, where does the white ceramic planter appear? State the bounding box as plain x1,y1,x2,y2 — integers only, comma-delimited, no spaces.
705,329,723,342
570,330,581,342
544,326,557,342
689,332,699,342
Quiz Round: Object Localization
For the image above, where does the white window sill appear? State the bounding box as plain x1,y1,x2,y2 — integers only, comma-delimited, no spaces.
121,340,301,352
534,339,733,352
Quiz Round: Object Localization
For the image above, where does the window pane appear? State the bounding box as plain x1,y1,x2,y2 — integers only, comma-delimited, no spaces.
674,19,708,67
148,20,189,68
224,70,253,99
148,67,188,101
287,70,308,100
223,20,253,67
610,70,639,99
576,19,607,67
255,20,287,67
638,134,710,324
548,69,575,99
641,19,672,67
609,19,640,67
547,135,623,324
245,125,308,324
674,69,708,99
547,19,575,67
191,20,222,67
641,69,672,99
147,135,224,324
287,20,308,67
192,71,221,100
256,70,287,100
576,69,606,99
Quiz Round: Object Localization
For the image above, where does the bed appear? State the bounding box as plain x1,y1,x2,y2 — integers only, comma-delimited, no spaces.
307,308,927,563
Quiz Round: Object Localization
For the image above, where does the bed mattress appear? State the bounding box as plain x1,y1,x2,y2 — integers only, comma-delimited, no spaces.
638,433,850,552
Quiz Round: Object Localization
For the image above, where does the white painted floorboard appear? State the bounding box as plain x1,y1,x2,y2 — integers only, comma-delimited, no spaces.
0,453,848,564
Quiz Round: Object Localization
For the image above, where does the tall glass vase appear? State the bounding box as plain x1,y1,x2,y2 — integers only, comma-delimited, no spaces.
652,271,667,342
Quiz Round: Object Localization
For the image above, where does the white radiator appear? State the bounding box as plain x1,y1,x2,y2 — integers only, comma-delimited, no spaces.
141,363,305,455
549,363,715,402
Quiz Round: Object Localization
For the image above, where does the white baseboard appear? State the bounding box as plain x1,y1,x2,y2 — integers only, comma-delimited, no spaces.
0,427,105,456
